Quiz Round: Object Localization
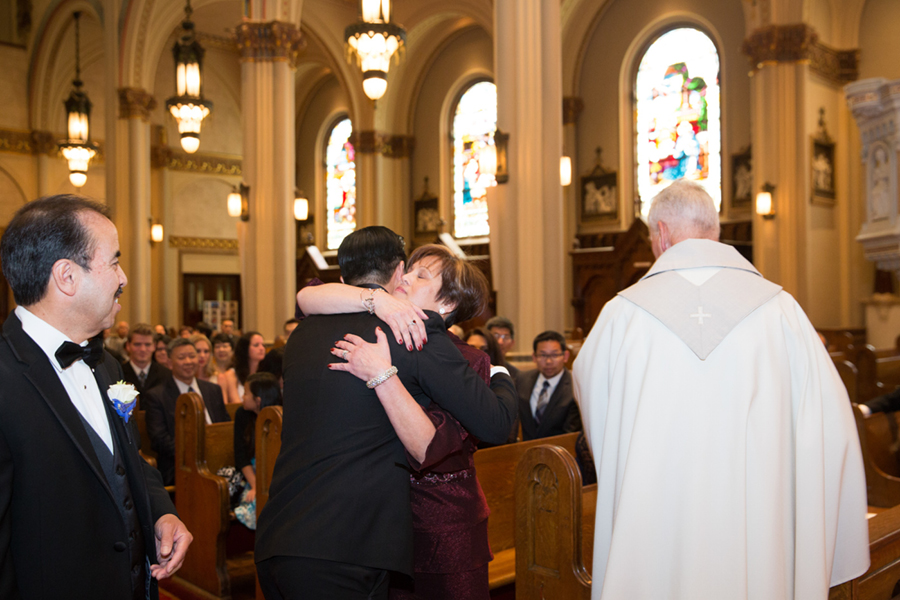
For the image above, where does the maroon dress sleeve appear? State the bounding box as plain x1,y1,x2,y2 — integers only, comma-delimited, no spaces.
406,333,492,473
294,277,324,320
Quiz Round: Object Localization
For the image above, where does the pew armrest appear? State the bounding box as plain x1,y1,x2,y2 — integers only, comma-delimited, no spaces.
489,549,516,589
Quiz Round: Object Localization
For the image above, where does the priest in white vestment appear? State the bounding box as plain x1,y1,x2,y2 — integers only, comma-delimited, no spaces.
573,180,869,600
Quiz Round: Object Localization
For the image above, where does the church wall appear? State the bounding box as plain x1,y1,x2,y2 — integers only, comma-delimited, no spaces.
857,0,900,80
409,26,493,242
575,0,750,230
0,44,29,130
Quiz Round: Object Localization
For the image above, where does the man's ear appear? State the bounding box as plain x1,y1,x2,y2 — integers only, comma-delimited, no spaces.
49,259,78,298
391,261,406,285
657,220,671,254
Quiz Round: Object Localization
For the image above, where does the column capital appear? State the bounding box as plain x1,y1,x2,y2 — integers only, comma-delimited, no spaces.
350,130,378,154
118,88,157,121
742,24,858,85
235,21,305,67
563,97,584,125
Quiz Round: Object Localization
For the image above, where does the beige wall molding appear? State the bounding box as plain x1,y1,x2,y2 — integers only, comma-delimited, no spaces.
349,130,415,157
151,146,242,175
197,32,239,53
235,21,305,67
563,96,584,125
742,24,858,85
118,88,158,121
169,236,239,252
0,128,105,161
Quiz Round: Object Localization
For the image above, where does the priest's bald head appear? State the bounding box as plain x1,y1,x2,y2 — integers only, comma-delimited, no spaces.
648,180,720,258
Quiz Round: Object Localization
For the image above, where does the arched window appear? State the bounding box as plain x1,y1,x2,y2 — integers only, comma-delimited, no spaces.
452,81,497,238
635,27,721,215
325,118,356,250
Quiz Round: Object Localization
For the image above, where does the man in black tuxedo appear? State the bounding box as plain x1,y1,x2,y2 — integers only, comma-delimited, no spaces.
0,195,192,600
256,226,517,599
143,338,230,485
518,330,583,440
122,323,171,400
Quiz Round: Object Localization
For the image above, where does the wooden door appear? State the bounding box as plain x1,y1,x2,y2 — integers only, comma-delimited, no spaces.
182,274,241,329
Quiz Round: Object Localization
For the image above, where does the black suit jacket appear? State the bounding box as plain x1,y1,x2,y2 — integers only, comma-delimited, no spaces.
122,361,171,400
256,310,516,576
517,369,582,440
0,314,176,600
142,377,230,485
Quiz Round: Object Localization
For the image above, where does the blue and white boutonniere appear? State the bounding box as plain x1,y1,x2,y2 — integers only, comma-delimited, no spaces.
108,381,139,423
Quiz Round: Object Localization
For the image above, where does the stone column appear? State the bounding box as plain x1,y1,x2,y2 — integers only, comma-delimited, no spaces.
235,22,303,340
31,131,56,196
491,0,566,346
118,87,157,323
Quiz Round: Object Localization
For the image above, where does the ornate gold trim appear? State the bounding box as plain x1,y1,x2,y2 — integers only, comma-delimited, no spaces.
0,129,36,154
378,134,415,158
154,148,242,175
118,87,158,121
235,21,305,67
197,32,238,53
350,130,378,154
563,97,584,125
742,24,858,84
169,236,239,251
0,128,103,160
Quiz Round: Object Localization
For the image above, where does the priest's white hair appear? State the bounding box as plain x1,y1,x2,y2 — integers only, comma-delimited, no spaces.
647,180,720,243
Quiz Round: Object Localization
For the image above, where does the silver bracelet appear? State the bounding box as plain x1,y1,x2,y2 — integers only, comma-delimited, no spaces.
361,288,380,314
367,366,398,389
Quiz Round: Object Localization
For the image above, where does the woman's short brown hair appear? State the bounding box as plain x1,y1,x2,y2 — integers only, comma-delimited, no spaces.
406,244,489,326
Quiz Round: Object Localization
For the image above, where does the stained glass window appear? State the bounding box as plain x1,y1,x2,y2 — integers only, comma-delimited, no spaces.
452,81,497,238
635,28,721,216
325,118,356,250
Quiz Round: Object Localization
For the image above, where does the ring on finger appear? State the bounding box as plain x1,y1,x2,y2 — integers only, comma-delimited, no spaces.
342,350,348,360
409,319,416,327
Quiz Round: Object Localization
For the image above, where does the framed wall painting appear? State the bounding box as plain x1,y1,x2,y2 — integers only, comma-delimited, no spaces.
811,108,836,207
731,147,752,209
581,171,618,222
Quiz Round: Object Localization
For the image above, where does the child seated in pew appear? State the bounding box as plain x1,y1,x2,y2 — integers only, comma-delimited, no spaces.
232,372,283,528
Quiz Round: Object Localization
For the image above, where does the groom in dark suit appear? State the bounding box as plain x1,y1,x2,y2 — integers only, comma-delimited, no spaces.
0,195,192,600
256,226,517,599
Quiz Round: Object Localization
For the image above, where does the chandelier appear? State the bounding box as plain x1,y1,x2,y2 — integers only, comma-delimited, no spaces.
345,0,406,100
58,12,98,188
165,0,213,154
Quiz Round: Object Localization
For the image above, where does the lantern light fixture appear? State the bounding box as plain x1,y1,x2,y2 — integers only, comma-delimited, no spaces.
560,156,572,186
150,222,164,243
165,0,213,154
294,192,309,221
345,0,406,100
228,183,249,221
756,182,776,219
58,11,99,189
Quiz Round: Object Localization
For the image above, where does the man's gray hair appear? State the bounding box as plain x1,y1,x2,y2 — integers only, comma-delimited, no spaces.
647,180,720,243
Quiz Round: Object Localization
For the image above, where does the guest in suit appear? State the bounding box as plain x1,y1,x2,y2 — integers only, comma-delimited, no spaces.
518,330,582,440
486,315,521,383
143,337,231,486
0,195,192,600
256,227,516,600
122,323,172,400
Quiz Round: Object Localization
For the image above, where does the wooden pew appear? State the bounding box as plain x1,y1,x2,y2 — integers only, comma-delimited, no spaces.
853,403,900,508
164,393,254,600
255,406,283,600
514,440,900,600
474,432,580,590
837,360,860,404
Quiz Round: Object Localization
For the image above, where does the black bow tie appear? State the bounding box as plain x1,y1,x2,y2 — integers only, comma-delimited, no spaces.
56,336,105,369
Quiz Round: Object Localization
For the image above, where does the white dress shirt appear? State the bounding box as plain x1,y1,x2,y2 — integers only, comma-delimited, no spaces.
16,305,114,452
174,376,212,424
529,370,565,417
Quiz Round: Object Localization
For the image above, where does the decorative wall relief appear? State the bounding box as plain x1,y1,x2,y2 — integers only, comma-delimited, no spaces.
811,108,836,206
580,148,618,223
414,177,441,235
731,146,752,209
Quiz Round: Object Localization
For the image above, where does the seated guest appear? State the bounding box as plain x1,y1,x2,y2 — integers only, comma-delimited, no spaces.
258,345,285,389
153,333,171,368
860,390,900,415
518,330,582,440
465,327,505,368
189,333,219,384
104,320,130,362
222,331,266,404
122,323,171,397
283,318,299,337
195,321,214,338
154,324,167,336
144,338,231,485
211,333,234,373
178,325,193,338
219,318,238,348
233,372,283,529
486,315,520,381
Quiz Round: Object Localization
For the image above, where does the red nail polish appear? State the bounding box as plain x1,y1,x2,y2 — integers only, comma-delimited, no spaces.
408,344,413,351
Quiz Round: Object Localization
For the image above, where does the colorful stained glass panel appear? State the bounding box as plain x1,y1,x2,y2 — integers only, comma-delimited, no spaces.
635,28,721,215
453,81,497,238
326,118,356,250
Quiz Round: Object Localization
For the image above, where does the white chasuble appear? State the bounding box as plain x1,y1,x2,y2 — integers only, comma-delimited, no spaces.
573,238,869,600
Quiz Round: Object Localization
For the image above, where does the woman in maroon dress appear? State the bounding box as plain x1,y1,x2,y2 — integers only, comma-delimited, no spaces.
298,244,506,599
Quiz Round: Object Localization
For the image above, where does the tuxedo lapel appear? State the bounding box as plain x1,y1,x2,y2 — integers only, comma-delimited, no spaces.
4,316,111,495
